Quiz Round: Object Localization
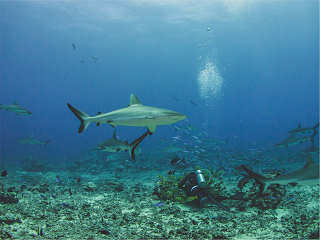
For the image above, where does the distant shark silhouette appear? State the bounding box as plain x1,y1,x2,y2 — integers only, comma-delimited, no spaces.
0,102,31,115
239,155,319,193
67,94,186,133
19,137,50,146
276,122,319,148
288,122,319,137
275,135,313,148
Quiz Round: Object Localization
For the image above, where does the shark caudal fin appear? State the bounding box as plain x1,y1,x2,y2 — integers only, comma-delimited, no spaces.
239,165,269,192
239,165,268,182
67,103,90,133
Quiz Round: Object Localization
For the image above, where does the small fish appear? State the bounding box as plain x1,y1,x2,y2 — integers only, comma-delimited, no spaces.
72,43,76,50
91,56,99,62
170,156,186,166
171,136,182,141
1,170,7,177
171,96,180,102
55,175,61,183
153,202,164,207
190,100,198,106
173,126,181,131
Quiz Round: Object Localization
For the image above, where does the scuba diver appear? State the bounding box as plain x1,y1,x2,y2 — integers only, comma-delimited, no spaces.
178,169,229,210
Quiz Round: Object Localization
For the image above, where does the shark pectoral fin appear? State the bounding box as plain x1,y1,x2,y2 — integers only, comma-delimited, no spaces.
148,125,157,133
106,120,116,127
129,130,150,161
129,145,135,161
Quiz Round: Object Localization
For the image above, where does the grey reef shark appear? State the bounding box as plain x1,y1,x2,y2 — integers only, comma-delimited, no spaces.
67,94,187,160
275,135,313,148
239,154,319,193
276,122,319,148
19,137,51,146
0,102,32,115
288,122,319,137
93,129,141,159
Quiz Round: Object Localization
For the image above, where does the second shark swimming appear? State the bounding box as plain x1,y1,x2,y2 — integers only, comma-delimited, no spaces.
92,129,141,159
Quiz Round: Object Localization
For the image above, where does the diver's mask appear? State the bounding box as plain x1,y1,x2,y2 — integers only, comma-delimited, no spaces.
195,170,207,188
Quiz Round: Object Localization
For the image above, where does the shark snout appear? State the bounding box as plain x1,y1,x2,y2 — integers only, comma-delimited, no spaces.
176,113,187,121
165,111,187,122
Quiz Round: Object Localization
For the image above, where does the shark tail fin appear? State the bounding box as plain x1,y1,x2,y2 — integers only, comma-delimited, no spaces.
239,165,268,190
67,103,90,133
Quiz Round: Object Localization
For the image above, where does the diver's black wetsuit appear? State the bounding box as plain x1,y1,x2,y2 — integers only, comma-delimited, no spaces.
178,172,229,210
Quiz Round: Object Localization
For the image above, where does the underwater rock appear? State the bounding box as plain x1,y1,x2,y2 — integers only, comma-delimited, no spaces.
98,229,111,236
236,174,286,210
0,230,12,239
102,181,125,192
0,193,18,204
0,213,21,224
32,184,50,193
83,182,97,192
7,187,16,193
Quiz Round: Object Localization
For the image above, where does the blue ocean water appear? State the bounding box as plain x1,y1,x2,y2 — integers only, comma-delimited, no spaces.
0,0,318,165
0,2,319,239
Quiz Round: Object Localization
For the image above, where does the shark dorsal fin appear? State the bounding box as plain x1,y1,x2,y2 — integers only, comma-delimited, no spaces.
13,101,18,105
130,94,141,105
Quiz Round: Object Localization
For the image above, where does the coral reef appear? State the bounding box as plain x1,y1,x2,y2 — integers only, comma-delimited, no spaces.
0,166,318,239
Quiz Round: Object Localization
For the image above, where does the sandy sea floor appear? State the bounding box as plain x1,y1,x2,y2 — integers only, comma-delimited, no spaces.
0,165,319,240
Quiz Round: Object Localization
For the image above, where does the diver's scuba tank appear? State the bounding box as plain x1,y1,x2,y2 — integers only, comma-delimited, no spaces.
195,170,206,188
